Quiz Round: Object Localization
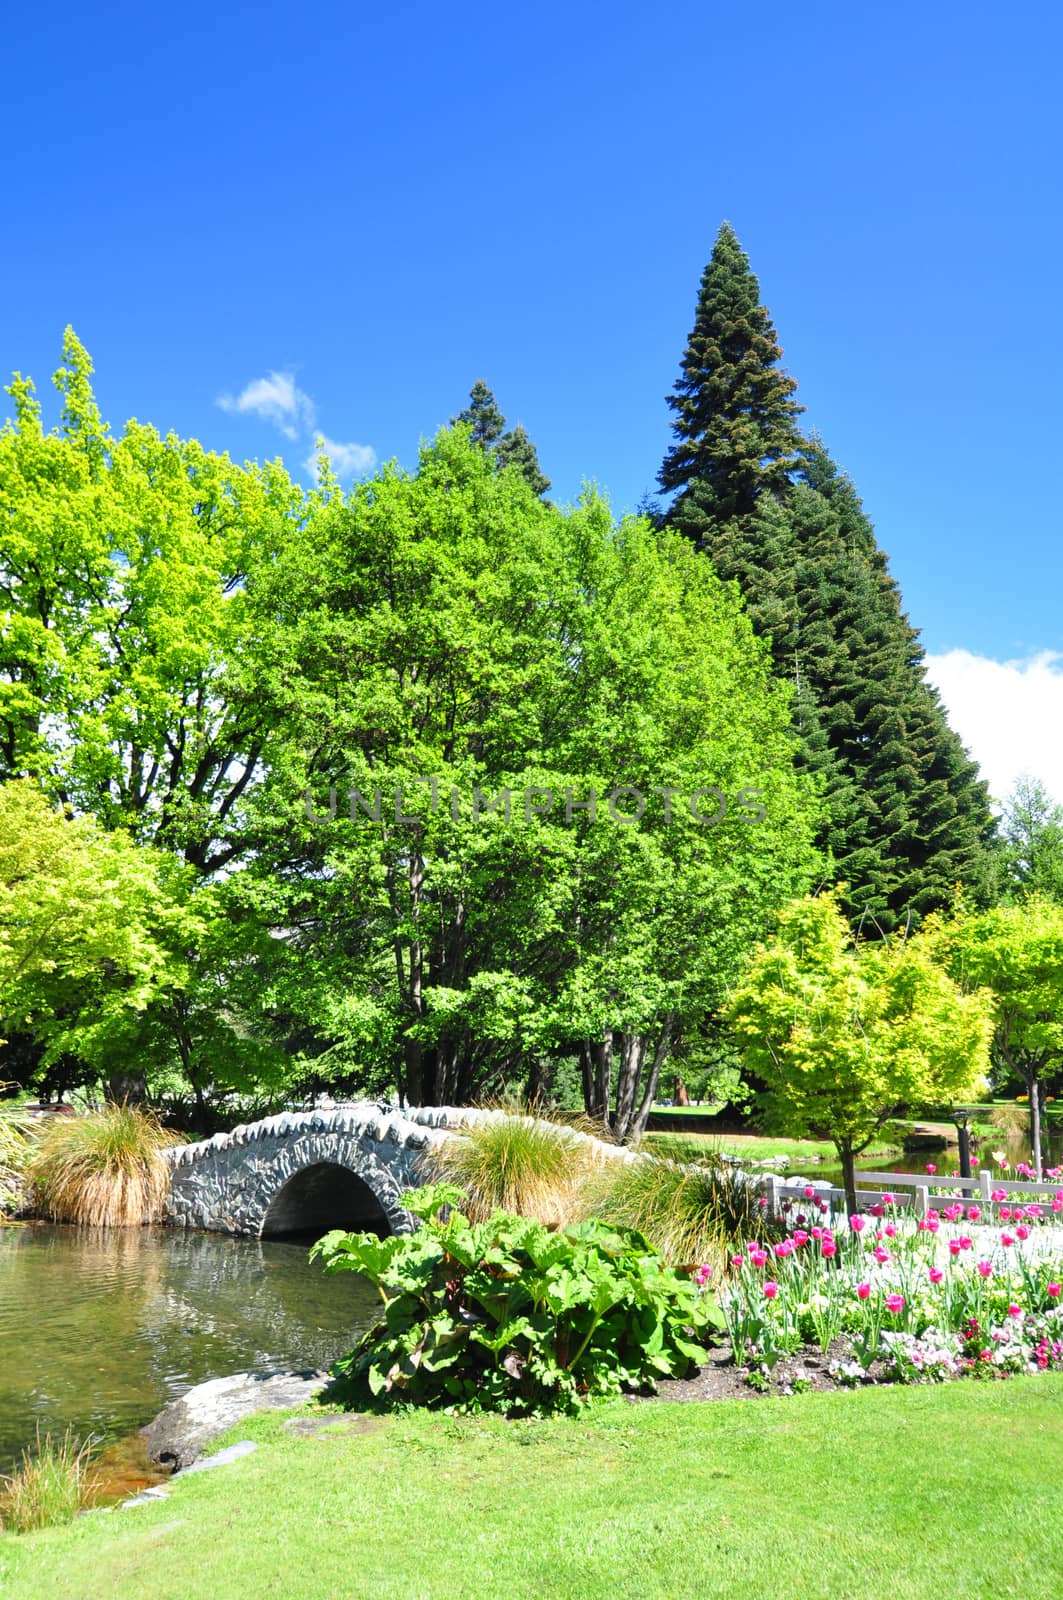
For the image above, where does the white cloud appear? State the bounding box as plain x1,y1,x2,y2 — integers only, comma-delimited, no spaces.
304,435,377,480
924,648,1063,807
216,371,316,440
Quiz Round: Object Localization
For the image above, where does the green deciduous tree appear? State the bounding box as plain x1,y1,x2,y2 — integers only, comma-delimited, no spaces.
928,897,1063,1175
727,892,994,1209
998,777,1063,903
0,779,175,1038
243,428,818,1130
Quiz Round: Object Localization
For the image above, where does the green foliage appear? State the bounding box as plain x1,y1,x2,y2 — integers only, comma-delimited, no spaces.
249,426,818,1120
929,896,1063,1172
727,891,995,1206
583,1153,767,1276
421,1111,605,1227
658,230,997,931
26,1103,180,1227
311,1186,719,1415
0,1099,34,1215
0,1427,97,1533
998,777,1063,903
659,221,804,524
453,380,551,496
0,780,177,1027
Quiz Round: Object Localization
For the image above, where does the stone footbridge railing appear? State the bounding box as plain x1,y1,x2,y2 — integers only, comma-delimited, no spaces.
164,1103,633,1238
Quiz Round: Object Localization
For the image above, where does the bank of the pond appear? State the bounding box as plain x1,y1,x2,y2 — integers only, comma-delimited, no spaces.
3,1379,1063,1599
0,1223,377,1476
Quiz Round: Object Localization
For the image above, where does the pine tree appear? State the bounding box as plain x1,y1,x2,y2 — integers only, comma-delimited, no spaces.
658,231,997,928
495,423,551,498
453,382,550,497
659,222,804,533
453,379,506,448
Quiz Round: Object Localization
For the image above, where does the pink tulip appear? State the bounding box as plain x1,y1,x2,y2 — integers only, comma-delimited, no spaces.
850,1215,866,1233
949,1240,962,1255
1007,1304,1022,1318
804,1186,815,1200
793,1230,809,1247
882,1193,896,1206
1048,1283,1061,1299
730,1255,745,1268
821,1239,837,1259
884,1224,897,1238
929,1267,944,1284
856,1282,871,1299
957,1235,973,1251
763,1281,778,1299
977,1261,993,1278
972,1157,980,1168
1016,1225,1030,1241
774,1240,793,1258
885,1294,905,1314
873,1246,890,1263
750,1248,768,1268
926,1164,937,1174
1001,1232,1015,1247
967,1206,981,1222
811,1226,823,1240
991,1189,1007,1203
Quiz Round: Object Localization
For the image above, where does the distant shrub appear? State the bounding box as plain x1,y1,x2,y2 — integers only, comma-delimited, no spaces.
313,1184,721,1415
27,1103,179,1227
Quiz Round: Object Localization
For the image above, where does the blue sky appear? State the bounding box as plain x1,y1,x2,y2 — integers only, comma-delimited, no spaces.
4,1,1062,800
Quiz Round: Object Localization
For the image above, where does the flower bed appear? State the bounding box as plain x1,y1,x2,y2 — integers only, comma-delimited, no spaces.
713,1182,1063,1391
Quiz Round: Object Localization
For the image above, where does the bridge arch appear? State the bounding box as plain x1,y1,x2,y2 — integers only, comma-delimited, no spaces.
261,1160,391,1238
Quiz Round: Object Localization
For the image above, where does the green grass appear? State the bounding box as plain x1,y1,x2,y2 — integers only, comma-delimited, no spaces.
0,1428,97,1534
643,1131,901,1166
3,1380,1063,1598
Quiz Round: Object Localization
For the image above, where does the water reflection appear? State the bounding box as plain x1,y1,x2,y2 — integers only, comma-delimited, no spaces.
0,1223,377,1474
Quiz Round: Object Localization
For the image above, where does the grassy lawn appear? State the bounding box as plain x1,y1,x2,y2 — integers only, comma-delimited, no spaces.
642,1131,901,1166
3,1379,1062,1599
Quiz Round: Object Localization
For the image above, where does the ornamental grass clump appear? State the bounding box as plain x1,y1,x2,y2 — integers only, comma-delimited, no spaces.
420,1110,605,1228
583,1152,766,1275
0,1101,35,1216
26,1103,178,1227
313,1184,721,1416
0,1427,98,1534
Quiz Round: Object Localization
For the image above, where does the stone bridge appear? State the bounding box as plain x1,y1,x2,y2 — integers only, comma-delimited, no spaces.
164,1104,627,1238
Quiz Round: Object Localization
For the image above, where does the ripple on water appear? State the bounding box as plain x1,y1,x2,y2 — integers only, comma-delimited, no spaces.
0,1222,376,1475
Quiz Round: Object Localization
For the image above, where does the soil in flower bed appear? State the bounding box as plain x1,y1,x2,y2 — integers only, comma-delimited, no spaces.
631,1336,1006,1402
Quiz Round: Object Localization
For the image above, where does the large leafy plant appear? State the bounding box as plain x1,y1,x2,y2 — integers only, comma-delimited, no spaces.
311,1185,721,1415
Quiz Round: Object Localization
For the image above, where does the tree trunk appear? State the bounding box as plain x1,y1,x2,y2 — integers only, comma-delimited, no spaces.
612,1033,646,1142
580,1033,613,1128
1030,1073,1044,1177
840,1143,858,1218
627,1014,677,1144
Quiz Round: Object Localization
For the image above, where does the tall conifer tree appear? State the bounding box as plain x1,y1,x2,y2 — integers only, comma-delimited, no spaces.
660,227,997,927
659,222,803,535
453,382,551,497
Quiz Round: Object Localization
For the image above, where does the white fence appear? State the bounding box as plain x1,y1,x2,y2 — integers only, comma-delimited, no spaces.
762,1167,1063,1222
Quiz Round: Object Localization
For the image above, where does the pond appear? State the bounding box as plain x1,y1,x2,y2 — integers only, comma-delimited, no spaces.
0,1223,377,1477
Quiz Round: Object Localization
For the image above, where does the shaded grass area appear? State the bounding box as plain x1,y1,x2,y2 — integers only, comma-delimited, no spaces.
643,1131,902,1166
3,1379,1063,1599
